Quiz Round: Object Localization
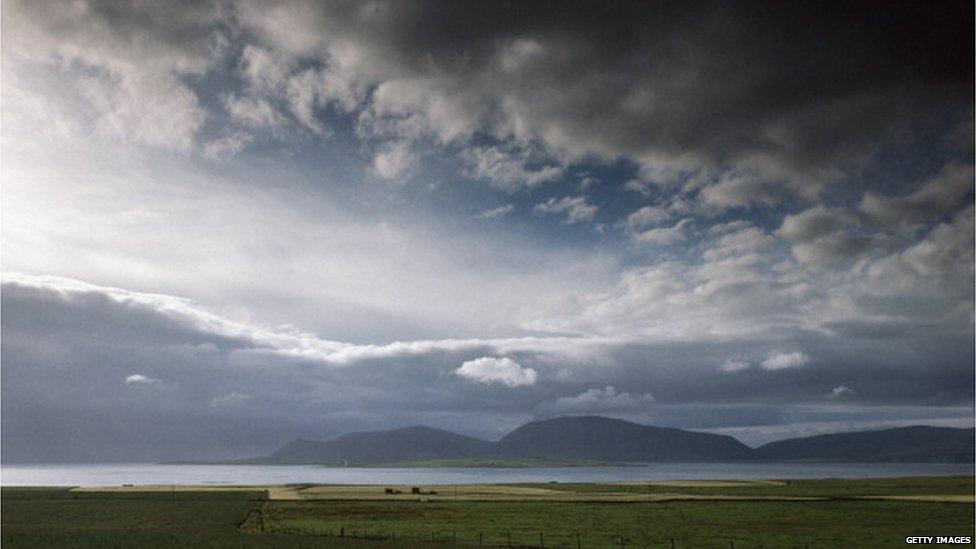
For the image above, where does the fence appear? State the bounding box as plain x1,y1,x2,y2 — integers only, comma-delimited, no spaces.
282,527,757,548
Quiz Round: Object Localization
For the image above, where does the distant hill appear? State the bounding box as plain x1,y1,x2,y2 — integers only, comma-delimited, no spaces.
266,426,495,465
754,426,976,463
259,416,753,465
496,416,754,462
254,418,974,465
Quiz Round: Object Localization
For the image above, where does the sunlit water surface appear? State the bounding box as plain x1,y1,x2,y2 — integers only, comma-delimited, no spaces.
2,462,972,487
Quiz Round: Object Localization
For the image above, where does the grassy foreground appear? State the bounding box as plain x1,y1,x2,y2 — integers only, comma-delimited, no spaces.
0,488,407,548
266,499,972,547
3,477,974,548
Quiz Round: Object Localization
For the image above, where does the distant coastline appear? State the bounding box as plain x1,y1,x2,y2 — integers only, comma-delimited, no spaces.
162,457,618,468
162,416,975,467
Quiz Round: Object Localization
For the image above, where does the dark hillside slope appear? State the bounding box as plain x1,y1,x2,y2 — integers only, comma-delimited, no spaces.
269,426,495,465
496,416,754,462
754,426,975,462
259,419,974,465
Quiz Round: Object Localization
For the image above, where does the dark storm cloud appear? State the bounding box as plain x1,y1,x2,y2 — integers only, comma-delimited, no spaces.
1,282,250,351
6,0,973,191
238,0,972,195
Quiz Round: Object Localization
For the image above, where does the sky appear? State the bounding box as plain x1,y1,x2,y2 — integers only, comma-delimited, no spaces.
1,0,973,462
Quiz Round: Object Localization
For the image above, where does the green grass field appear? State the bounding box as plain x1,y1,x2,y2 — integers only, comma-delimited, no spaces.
521,475,976,498
0,489,413,548
3,477,974,548
266,499,973,548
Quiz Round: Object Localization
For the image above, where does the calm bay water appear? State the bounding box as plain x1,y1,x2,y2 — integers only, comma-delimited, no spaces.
2,462,972,487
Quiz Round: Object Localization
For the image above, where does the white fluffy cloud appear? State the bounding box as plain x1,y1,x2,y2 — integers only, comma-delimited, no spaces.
223,94,284,131
861,163,974,227
523,193,973,350
760,351,810,371
463,146,563,191
454,357,537,387
476,205,515,220
202,131,253,160
776,207,879,266
630,218,692,246
720,359,751,373
371,142,415,180
125,374,160,385
3,0,217,152
829,385,854,399
534,196,598,224
702,226,775,261
537,386,653,414
625,206,672,230
230,43,364,136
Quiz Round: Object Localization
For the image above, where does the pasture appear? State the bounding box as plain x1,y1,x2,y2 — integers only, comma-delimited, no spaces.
3,476,973,548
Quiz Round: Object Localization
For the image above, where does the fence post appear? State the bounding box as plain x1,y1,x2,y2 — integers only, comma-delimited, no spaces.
479,531,483,546
340,527,344,538
619,535,625,548
507,530,512,548
540,532,545,547
431,531,435,543
670,538,675,549
576,531,581,549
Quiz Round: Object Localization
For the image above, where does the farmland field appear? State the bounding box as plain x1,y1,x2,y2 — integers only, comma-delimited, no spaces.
3,476,974,548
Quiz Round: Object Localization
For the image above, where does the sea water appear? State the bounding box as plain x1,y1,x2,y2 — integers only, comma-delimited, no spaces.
2,462,972,487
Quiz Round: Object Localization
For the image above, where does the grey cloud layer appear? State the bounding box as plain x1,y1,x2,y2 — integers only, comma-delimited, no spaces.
3,273,971,461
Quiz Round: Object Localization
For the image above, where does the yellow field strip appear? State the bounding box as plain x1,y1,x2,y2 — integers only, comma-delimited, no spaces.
626,480,787,488
69,483,974,503
71,485,266,492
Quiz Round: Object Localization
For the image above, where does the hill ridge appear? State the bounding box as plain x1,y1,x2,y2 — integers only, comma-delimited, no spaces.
257,416,975,465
